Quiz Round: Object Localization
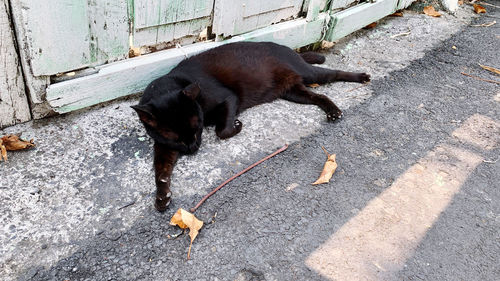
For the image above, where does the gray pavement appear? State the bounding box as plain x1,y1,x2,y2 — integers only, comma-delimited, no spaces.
1,4,499,281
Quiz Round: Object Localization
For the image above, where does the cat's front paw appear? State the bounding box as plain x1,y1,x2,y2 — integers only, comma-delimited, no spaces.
155,194,171,212
327,108,343,122
234,119,242,134
217,120,243,139
357,73,371,83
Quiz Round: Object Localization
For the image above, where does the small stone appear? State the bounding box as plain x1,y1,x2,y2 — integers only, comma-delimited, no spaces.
41,244,48,249
29,187,40,195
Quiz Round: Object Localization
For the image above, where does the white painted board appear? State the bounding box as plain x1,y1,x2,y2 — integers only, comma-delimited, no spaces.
0,0,30,127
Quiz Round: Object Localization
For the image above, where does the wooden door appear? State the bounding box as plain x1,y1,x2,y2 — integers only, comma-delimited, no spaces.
132,0,214,47
12,0,130,76
213,0,304,38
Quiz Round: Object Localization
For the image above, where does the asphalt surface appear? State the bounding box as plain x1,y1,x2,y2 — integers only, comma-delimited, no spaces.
1,4,499,281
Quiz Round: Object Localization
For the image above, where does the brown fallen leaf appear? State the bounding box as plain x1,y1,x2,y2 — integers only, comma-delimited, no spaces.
0,139,7,161
479,64,500,76
423,6,441,17
320,40,335,50
363,22,377,29
128,47,141,58
0,134,35,161
473,4,486,14
458,0,463,5
170,208,203,259
308,83,320,88
390,12,404,17
312,147,338,185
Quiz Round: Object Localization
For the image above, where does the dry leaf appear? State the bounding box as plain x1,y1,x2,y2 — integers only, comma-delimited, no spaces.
473,4,486,14
458,0,463,5
0,139,7,162
320,41,335,49
170,208,203,259
363,22,377,29
312,147,338,185
128,47,141,58
479,64,500,75
390,12,404,17
0,134,35,161
423,6,441,17
308,83,320,88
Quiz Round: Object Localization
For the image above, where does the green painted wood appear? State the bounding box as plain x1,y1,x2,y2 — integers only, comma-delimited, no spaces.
302,0,328,13
330,0,359,11
133,0,213,47
326,0,398,42
46,14,328,113
88,1,130,64
15,0,90,76
213,0,304,38
12,0,129,76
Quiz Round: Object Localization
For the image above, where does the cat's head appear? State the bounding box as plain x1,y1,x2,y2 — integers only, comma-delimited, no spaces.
131,83,203,154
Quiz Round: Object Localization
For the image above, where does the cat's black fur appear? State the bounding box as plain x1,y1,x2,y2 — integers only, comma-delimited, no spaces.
132,41,370,211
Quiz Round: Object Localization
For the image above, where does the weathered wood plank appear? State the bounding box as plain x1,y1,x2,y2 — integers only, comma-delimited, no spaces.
87,1,130,64
46,14,328,113
9,0,51,119
0,0,30,127
133,0,213,47
330,0,359,11
397,0,417,10
14,0,90,76
11,0,129,76
326,0,398,42
213,0,304,38
302,0,328,12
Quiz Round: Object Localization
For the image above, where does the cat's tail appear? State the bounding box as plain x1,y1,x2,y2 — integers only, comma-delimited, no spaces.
300,52,326,64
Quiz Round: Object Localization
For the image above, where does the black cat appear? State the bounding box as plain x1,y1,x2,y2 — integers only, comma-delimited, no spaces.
132,41,370,211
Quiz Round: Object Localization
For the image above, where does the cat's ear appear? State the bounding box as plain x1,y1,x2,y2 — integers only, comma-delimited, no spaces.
182,83,201,100
131,104,157,128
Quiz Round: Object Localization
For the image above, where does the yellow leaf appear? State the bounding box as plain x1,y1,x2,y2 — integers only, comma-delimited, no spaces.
170,208,203,259
479,64,500,76
312,147,338,185
423,6,441,17
473,4,486,14
308,83,320,88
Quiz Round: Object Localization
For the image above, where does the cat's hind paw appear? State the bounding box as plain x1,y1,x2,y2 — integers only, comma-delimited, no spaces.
357,73,371,83
327,109,343,122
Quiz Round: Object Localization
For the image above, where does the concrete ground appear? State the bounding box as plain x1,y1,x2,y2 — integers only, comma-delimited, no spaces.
1,3,499,281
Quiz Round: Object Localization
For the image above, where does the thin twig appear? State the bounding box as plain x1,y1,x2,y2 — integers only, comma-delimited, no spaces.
460,72,500,84
478,1,500,9
117,200,136,210
346,82,370,93
190,144,289,213
390,31,411,38
321,146,331,157
471,20,496,27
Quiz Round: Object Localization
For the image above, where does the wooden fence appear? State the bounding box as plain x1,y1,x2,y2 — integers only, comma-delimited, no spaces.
1,0,427,128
